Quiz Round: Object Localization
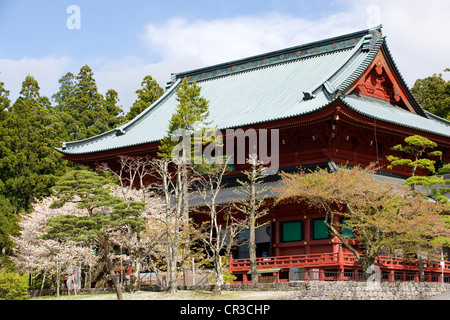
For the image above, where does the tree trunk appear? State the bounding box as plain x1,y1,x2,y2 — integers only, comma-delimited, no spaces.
249,213,258,285
133,259,141,292
40,271,46,296
56,261,60,298
168,245,178,294
100,235,124,300
105,250,123,300
417,255,425,282
212,250,223,295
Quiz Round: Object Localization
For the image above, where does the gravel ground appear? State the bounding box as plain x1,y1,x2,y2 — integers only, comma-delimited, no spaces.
32,290,295,300
81,290,295,300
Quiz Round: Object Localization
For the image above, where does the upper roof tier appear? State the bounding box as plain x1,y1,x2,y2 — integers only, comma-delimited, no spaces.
58,26,450,156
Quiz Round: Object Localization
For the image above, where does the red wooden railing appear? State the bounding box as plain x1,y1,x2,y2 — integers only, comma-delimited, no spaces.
229,252,450,274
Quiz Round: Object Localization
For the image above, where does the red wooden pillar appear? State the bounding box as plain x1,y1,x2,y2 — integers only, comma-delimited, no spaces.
388,269,394,282
243,272,249,284
304,216,311,255
274,221,280,256
338,250,344,280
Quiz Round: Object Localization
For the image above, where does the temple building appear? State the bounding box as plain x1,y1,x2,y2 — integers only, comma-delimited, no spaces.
58,26,450,283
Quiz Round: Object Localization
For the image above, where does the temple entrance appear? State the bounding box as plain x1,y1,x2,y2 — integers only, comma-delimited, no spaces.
235,225,272,259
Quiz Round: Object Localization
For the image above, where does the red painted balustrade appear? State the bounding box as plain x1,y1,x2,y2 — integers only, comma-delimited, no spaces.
229,252,450,275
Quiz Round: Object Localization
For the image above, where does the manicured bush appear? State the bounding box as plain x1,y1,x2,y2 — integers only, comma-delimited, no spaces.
0,270,29,300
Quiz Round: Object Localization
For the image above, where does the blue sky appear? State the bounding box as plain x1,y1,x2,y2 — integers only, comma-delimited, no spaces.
1,0,449,112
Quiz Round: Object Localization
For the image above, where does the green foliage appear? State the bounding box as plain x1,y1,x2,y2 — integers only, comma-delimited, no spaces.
0,67,162,276
0,76,67,213
388,135,448,204
438,163,450,174
126,75,164,122
0,196,19,255
49,169,116,211
158,77,210,159
387,135,442,173
0,81,10,112
45,169,146,242
52,66,124,141
0,269,29,300
411,68,450,120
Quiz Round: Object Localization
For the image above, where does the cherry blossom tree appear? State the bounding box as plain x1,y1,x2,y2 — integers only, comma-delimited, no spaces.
11,197,98,297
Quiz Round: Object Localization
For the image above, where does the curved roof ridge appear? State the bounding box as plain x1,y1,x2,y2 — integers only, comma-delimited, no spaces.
169,27,376,86
337,32,385,93
306,35,367,95
121,78,182,132
425,111,450,127
60,78,182,151
195,47,353,86
380,40,426,117
341,95,450,138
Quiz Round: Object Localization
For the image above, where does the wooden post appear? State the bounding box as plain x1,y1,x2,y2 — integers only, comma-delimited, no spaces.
192,257,195,286
338,251,344,281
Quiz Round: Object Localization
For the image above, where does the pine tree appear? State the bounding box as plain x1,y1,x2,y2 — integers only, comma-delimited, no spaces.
387,135,449,280
387,135,446,199
73,65,106,139
45,169,146,300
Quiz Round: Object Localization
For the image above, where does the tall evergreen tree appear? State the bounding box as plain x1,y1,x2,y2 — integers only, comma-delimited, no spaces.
156,78,211,293
73,65,106,139
51,72,79,142
52,66,124,141
52,72,77,114
0,81,10,112
126,75,164,122
0,76,66,213
158,77,210,160
103,89,124,130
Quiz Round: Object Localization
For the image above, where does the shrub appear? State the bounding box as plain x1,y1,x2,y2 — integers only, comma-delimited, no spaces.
0,270,30,300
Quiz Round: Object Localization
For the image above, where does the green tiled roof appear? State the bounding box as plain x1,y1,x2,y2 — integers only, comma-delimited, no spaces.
342,95,450,138
58,26,449,156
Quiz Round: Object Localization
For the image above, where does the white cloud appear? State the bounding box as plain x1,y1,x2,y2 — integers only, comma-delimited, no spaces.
0,56,72,103
138,1,450,89
372,0,450,84
87,4,450,112
2,1,448,113
141,12,363,68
